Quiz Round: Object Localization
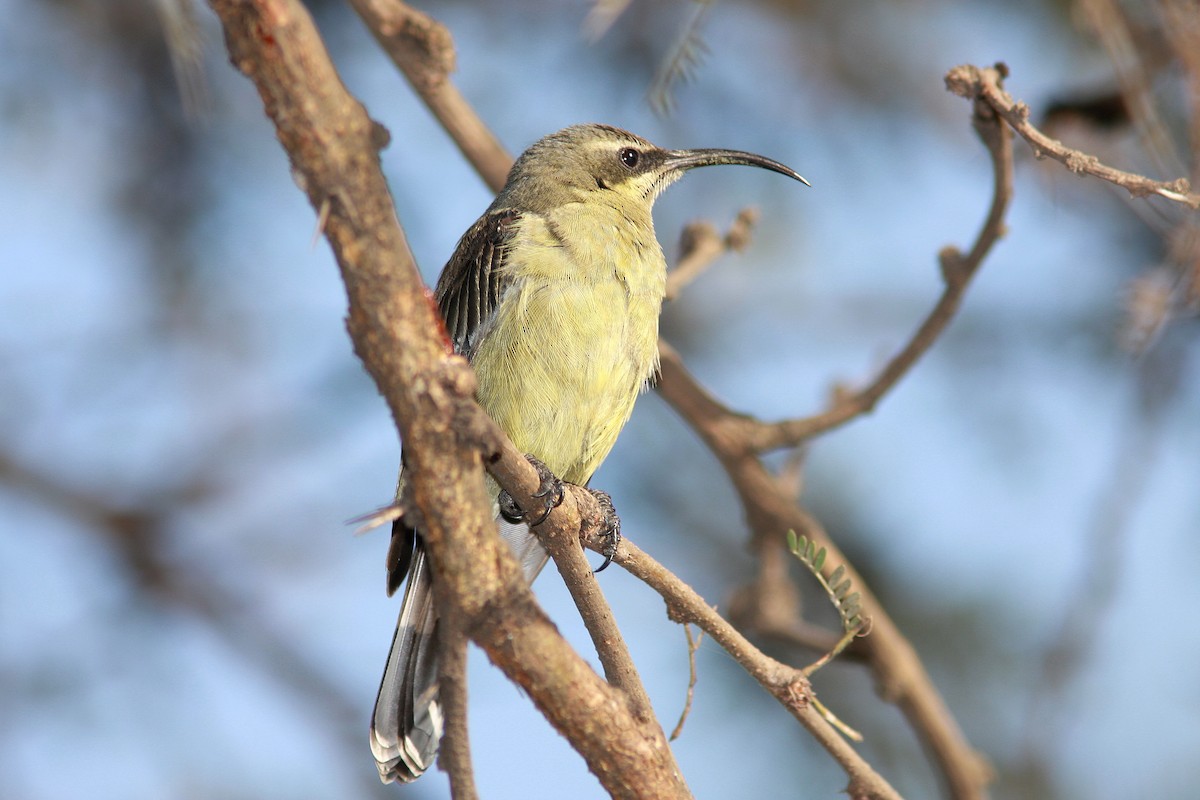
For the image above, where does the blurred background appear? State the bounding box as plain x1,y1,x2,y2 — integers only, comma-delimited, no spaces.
2,0,1198,797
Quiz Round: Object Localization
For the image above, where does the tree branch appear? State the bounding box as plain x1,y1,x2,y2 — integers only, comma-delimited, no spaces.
208,1,687,796
946,62,1199,208
665,208,760,302
575,522,903,800
645,64,1018,798
704,65,1013,452
456,405,657,722
436,617,477,799
347,0,511,191
656,349,994,799
665,63,1194,460
535,487,657,722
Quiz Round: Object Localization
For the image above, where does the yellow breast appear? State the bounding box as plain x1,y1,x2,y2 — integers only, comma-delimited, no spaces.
470,204,666,485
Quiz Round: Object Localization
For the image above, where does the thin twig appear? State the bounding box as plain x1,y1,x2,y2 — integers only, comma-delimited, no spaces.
811,696,864,743
946,62,1199,208
669,624,703,741
535,487,657,723
436,616,478,800
674,62,1193,459
346,0,511,191
733,65,1014,452
577,529,903,800
665,208,759,301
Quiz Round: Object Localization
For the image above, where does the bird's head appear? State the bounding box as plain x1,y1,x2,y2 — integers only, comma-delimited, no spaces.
499,123,808,212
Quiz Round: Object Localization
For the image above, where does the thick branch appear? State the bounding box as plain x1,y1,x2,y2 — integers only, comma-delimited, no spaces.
209,1,686,796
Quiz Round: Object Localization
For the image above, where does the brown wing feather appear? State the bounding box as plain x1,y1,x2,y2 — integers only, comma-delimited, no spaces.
385,208,521,594
435,208,521,359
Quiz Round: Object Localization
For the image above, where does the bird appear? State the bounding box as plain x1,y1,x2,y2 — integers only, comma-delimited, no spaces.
369,123,807,783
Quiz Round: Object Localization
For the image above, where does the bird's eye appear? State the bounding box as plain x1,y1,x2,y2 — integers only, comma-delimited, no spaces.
619,147,640,168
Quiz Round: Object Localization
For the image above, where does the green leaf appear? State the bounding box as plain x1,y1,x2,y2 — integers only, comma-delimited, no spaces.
785,530,868,676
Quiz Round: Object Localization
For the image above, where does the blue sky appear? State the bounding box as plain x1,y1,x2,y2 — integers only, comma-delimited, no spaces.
2,1,1198,798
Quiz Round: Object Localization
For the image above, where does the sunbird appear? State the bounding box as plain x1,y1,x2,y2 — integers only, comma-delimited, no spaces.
370,123,807,782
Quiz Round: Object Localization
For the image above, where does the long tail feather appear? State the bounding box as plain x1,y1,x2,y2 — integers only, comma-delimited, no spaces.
370,546,441,782
370,515,548,783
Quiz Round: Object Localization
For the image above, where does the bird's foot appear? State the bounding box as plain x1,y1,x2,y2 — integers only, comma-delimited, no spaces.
498,455,565,527
588,490,622,573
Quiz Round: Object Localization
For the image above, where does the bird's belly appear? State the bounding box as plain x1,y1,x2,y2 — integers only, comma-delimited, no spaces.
471,278,660,486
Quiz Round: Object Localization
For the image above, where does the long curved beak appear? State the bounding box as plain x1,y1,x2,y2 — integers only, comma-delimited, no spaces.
664,148,810,186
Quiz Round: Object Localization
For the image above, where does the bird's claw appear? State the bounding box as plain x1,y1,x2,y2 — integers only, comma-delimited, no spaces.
589,490,622,573
528,457,565,525
498,455,564,527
